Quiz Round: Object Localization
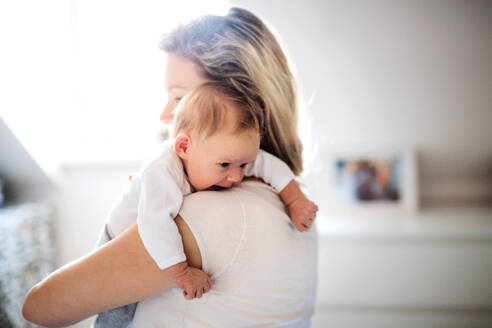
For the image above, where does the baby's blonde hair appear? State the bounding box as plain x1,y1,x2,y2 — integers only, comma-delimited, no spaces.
161,7,303,175
171,81,261,140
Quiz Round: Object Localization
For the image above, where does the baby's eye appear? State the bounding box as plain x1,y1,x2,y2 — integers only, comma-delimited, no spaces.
174,97,182,102
219,162,230,168
240,163,248,168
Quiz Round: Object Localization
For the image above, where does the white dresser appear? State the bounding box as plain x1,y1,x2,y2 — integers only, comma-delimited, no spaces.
312,207,492,328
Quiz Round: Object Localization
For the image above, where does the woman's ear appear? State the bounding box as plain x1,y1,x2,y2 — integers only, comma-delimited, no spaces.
174,133,192,159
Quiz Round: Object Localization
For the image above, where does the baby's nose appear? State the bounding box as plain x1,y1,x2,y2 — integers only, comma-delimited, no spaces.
227,169,243,183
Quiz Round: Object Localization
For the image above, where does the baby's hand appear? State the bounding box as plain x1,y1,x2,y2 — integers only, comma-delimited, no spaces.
164,261,213,300
287,196,319,232
279,180,319,232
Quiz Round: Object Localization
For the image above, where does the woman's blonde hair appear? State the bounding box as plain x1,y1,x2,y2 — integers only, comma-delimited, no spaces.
161,7,303,175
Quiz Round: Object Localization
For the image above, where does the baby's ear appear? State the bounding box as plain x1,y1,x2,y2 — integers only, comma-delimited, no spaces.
174,133,192,159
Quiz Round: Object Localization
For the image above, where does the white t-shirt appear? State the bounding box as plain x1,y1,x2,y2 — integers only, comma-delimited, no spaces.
97,141,295,269
133,180,318,327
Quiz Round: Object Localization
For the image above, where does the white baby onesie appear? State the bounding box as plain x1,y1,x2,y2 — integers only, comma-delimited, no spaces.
97,140,294,269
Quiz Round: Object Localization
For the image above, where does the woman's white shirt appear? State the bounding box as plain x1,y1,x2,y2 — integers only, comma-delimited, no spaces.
133,180,318,327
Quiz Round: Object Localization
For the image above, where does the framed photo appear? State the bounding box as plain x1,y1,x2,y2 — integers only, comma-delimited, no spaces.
322,149,419,214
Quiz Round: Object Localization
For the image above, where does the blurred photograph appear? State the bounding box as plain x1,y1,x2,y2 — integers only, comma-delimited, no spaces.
324,149,419,213
335,156,402,206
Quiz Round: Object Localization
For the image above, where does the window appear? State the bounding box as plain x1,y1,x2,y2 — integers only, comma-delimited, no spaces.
0,0,229,172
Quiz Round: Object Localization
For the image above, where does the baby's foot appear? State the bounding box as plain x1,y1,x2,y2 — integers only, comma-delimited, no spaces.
164,262,212,299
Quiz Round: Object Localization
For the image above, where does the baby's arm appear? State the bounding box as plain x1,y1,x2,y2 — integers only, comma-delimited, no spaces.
245,150,318,231
278,179,318,232
138,159,212,299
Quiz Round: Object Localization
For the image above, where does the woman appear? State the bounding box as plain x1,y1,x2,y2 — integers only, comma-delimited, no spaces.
23,7,318,327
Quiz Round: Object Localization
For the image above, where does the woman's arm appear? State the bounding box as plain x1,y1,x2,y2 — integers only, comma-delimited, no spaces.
22,217,202,327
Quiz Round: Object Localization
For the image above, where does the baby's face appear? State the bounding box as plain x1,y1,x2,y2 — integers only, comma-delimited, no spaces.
183,128,260,191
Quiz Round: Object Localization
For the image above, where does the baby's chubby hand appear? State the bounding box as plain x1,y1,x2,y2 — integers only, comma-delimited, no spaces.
164,261,213,300
287,196,318,232
279,180,319,232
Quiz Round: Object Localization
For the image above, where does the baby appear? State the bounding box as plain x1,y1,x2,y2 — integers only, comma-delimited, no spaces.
96,81,318,302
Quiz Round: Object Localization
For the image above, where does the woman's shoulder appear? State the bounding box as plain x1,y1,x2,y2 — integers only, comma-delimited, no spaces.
179,180,317,278
183,179,284,214
179,181,263,278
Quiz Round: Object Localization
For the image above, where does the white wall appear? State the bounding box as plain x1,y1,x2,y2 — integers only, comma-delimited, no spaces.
0,117,53,202
53,162,140,266
233,0,492,205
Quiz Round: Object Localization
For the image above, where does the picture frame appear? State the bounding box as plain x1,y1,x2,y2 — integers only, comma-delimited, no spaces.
319,148,419,215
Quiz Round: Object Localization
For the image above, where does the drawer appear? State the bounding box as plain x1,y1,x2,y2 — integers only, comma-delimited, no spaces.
316,238,492,308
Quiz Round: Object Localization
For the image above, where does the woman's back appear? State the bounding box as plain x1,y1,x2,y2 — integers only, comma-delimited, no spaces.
133,180,318,327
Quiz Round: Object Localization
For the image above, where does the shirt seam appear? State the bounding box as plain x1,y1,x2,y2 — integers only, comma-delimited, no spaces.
211,190,247,279
180,191,247,280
